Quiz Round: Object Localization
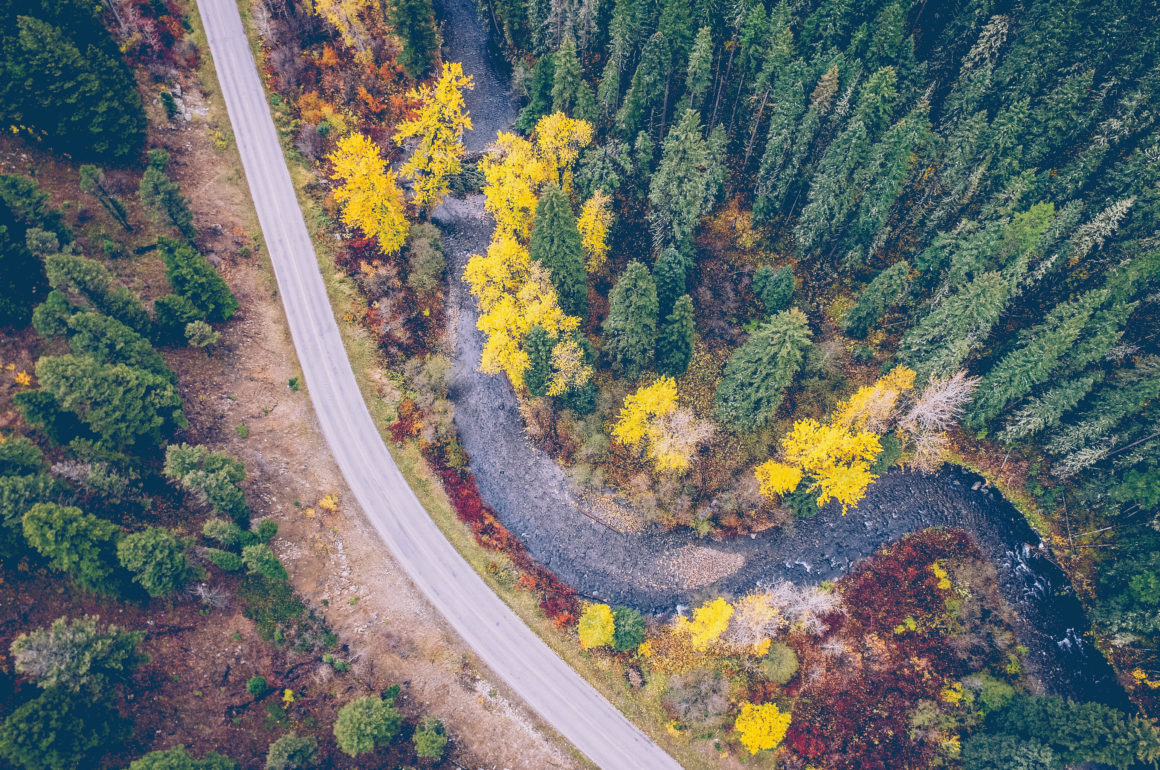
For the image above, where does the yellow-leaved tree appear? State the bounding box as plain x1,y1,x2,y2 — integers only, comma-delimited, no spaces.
755,366,917,514
328,132,408,256
734,702,792,754
577,603,615,649
611,378,713,473
466,112,594,390
674,598,734,651
393,62,475,213
577,190,612,273
310,0,376,56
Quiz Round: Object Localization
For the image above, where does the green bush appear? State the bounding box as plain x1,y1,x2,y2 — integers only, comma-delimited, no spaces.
760,642,799,684
333,695,402,757
612,606,646,652
247,676,267,697
0,688,128,770
752,265,794,316
117,527,189,597
242,544,288,582
202,518,243,547
205,548,243,572
127,745,237,770
412,716,447,760
265,732,318,770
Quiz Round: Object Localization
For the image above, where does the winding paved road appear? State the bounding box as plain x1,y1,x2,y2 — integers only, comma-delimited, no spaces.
197,1,681,766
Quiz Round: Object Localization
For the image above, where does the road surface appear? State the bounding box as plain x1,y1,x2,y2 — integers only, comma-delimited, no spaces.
196,1,682,766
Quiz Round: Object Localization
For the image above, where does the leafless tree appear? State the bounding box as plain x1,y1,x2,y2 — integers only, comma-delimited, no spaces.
900,370,980,433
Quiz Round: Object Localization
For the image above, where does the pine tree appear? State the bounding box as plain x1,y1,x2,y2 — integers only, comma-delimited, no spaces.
752,60,812,224
842,261,909,338
158,237,238,323
551,36,597,122
657,294,694,376
117,527,189,598
1000,374,1101,443
752,265,794,316
35,354,186,450
65,311,175,383
602,260,658,378
524,324,554,397
714,309,812,432
616,32,669,139
78,166,131,232
517,54,555,132
968,289,1104,427
649,108,713,253
22,503,120,593
0,688,127,770
658,0,694,76
163,443,250,522
654,246,691,317
528,184,588,318
0,198,48,327
138,154,196,242
683,27,713,112
391,0,438,79
11,615,145,694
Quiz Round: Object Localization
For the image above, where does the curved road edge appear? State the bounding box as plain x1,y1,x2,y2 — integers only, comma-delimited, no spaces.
195,1,681,767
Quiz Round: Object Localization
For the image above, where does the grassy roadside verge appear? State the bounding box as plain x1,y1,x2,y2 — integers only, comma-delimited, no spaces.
221,3,743,767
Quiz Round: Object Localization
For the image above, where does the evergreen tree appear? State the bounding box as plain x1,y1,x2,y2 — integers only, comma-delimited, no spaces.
524,324,554,398
0,437,44,477
153,294,203,346
969,289,1104,426
44,252,151,335
158,237,238,323
333,695,402,757
391,0,438,79
658,0,694,75
649,109,714,253
616,32,669,139
1000,374,1102,443
78,165,131,232
64,311,175,383
653,246,691,317
164,444,250,522
127,746,237,770
552,36,597,122
714,309,811,432
602,261,658,378
265,733,318,770
138,154,196,242
656,294,694,376
0,198,48,327
961,734,1057,770
899,271,1012,382
752,60,815,224
35,354,187,449
0,8,145,162
11,615,146,694
843,261,908,338
752,265,794,316
117,527,189,598
0,474,60,562
517,54,555,133
683,27,713,112
528,185,588,317
22,503,120,593
0,688,127,770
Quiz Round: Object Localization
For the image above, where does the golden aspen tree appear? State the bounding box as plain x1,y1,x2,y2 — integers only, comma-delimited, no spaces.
833,365,916,431
547,338,592,396
328,133,408,256
480,132,547,241
577,603,615,649
674,598,734,651
311,0,375,55
532,112,594,189
393,62,475,213
577,190,612,273
734,702,792,754
611,377,678,446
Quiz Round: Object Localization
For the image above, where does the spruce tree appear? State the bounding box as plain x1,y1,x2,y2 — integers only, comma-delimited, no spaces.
528,185,588,318
391,0,438,79
524,324,554,398
517,54,555,133
602,260,658,378
843,261,908,338
117,527,189,598
654,246,691,317
616,32,669,139
657,294,694,376
752,265,794,316
22,503,120,593
551,36,597,122
684,27,713,112
11,615,146,694
649,109,713,253
138,155,196,242
0,198,47,327
0,688,127,770
1000,374,1102,443
714,309,811,432
158,237,238,323
64,311,175,383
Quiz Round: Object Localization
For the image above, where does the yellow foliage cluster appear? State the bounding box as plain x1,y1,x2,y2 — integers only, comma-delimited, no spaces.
675,598,734,651
834,366,916,431
754,367,916,514
328,133,408,255
467,113,594,390
577,603,615,649
734,701,792,755
310,0,376,54
393,62,474,211
611,379,714,473
930,562,952,590
577,190,612,273
611,378,678,446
